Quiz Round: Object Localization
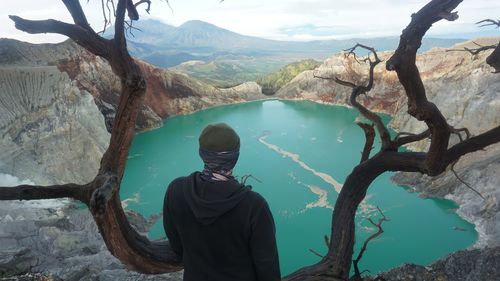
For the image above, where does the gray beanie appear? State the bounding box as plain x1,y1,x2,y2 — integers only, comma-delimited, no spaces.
198,123,240,152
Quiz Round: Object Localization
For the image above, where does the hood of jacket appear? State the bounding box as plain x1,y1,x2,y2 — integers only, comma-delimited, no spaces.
183,172,251,225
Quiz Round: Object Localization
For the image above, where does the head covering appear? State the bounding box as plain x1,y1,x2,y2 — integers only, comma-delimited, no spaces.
198,123,240,182
199,123,240,152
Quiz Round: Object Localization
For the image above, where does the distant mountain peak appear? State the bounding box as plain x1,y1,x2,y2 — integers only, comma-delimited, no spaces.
178,20,235,33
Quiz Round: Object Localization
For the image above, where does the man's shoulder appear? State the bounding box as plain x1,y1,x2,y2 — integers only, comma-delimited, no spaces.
241,189,269,208
169,172,197,186
166,172,197,194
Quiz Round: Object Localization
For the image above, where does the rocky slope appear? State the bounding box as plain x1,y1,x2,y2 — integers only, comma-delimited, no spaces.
0,38,265,185
372,246,500,281
0,66,109,185
0,199,182,281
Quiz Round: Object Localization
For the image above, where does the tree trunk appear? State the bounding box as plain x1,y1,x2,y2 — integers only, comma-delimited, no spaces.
487,41,500,73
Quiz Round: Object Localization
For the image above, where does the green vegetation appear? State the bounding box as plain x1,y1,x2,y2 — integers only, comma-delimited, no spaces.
172,58,291,88
172,58,321,90
257,59,321,95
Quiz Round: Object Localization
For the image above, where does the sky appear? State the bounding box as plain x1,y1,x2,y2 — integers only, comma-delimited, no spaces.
1,0,499,43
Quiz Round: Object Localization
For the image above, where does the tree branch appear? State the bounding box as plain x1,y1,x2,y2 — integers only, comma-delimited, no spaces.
0,183,89,203
134,0,152,14
486,42,500,73
8,15,110,58
450,161,485,200
90,173,119,216
127,0,140,20
395,129,431,147
358,122,375,163
476,19,500,28
445,125,500,165
351,206,389,280
62,0,93,30
386,0,463,175
317,44,393,152
446,41,496,56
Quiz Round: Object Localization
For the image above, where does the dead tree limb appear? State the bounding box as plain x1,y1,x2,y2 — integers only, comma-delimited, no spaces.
358,123,375,163
1,0,182,274
450,161,486,200
476,19,500,72
284,1,500,280
446,41,496,56
317,43,393,152
394,130,431,147
351,206,389,280
476,19,500,28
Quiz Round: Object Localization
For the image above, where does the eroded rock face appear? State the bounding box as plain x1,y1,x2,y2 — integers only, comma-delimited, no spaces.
0,66,109,185
0,38,265,184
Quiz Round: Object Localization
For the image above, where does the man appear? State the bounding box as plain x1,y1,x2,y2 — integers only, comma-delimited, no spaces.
163,123,281,281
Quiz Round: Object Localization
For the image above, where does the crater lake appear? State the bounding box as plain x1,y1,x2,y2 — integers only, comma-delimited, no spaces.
120,100,476,275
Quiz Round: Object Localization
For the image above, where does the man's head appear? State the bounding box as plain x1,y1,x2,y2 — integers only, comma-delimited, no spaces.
198,123,240,181
199,123,240,152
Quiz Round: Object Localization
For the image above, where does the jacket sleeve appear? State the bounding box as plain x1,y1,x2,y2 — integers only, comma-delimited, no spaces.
163,183,183,257
250,197,281,281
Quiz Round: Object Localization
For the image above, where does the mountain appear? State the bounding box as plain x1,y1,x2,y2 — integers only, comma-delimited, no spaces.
124,20,464,56
114,19,467,86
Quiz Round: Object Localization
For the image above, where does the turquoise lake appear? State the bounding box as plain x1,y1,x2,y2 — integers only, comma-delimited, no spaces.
120,100,476,276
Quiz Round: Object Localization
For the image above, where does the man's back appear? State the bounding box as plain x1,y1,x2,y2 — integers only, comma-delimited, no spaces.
163,172,281,281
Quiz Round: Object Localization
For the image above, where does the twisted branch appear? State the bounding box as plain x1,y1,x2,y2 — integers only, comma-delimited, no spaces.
315,43,393,153
446,41,496,56
476,19,500,28
450,161,485,200
358,122,375,163
351,206,389,280
395,130,431,147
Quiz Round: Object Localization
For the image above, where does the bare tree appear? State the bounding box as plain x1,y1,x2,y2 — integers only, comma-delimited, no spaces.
481,20,500,73
283,1,500,280
0,0,499,280
0,0,181,274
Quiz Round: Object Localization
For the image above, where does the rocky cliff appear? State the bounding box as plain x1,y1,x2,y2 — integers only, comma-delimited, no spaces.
0,66,109,185
0,38,264,185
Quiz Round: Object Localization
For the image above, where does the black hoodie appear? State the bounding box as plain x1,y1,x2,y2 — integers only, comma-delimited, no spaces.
163,172,281,281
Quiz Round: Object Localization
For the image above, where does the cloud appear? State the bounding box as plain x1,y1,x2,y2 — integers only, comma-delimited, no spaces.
1,0,499,43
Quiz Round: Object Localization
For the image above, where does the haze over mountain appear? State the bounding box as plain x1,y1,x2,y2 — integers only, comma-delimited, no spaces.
107,19,468,87
122,19,465,67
